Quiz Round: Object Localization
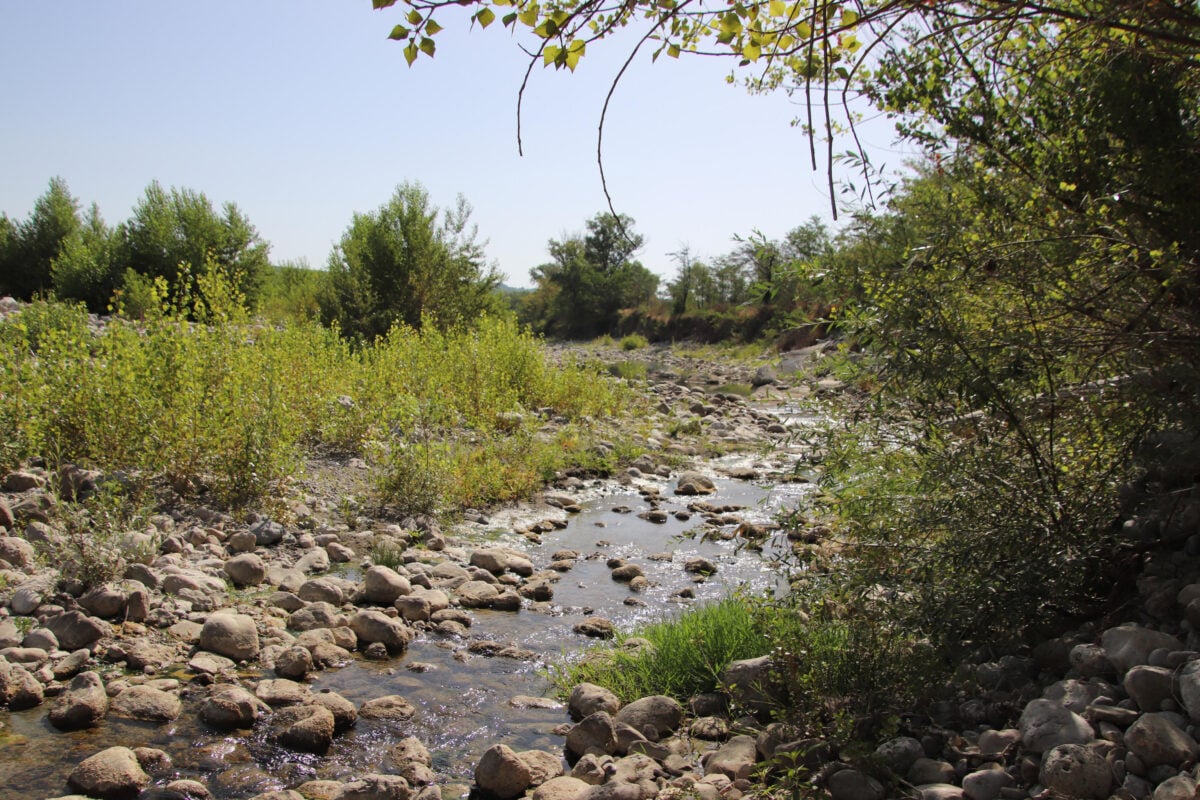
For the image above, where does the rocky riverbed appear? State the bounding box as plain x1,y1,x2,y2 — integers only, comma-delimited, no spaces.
3,339,1199,800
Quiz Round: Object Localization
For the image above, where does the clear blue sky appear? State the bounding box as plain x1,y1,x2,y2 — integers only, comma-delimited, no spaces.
0,2,905,287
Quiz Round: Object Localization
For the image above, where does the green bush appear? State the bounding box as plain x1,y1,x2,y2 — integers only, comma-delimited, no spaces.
619,333,648,351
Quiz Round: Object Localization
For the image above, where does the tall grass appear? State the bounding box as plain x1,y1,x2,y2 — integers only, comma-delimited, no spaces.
0,299,626,507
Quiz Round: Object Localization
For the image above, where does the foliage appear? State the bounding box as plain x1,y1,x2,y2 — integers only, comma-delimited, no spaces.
319,182,503,341
0,177,81,300
619,333,647,350
520,212,658,339
39,483,157,591
121,181,270,310
259,259,324,324
51,203,121,312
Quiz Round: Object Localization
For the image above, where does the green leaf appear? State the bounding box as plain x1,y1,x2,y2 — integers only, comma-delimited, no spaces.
425,19,443,35
743,43,761,61
840,9,859,26
543,44,562,66
419,37,436,56
388,24,410,41
768,0,786,17
403,42,418,65
668,43,681,58
564,39,585,71
518,6,540,27
475,8,496,28
502,12,518,27
794,21,812,38
407,10,422,25
372,0,398,8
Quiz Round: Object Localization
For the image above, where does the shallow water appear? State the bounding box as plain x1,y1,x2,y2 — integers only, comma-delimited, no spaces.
0,472,814,800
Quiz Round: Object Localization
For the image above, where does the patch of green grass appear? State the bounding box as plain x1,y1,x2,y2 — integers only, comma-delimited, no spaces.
620,333,649,351
714,382,753,397
607,360,648,382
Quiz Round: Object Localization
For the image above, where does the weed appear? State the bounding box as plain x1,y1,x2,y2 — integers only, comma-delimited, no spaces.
620,333,649,351
607,360,648,382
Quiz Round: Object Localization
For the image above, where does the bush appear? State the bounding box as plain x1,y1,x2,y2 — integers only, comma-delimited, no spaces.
619,333,648,350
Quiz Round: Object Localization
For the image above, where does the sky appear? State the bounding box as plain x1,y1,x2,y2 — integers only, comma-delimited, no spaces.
0,2,907,288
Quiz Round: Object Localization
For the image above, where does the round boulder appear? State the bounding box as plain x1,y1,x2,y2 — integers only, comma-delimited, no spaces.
1039,744,1112,799
67,746,150,799
199,613,260,662
476,744,533,799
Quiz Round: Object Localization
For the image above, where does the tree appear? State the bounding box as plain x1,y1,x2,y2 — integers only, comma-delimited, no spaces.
319,182,502,341
51,203,120,312
0,177,81,299
121,181,270,308
524,212,656,338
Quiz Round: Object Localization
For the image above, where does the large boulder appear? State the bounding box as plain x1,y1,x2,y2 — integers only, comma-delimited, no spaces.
675,471,716,496
0,660,43,710
49,670,108,730
1124,713,1199,768
566,712,618,758
109,685,182,722
362,566,412,605
613,695,683,741
199,613,260,662
704,734,759,780
1039,744,1112,800
201,686,270,729
67,746,150,799
1018,698,1094,754
1100,623,1182,674
476,744,533,799
0,536,35,569
225,553,268,587
334,774,412,800
569,683,620,721
270,704,336,753
45,610,108,651
349,610,411,655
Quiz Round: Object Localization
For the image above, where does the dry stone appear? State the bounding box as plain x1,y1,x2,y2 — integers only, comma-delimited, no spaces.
1018,698,1094,754
476,744,533,799
199,613,260,661
1125,713,1199,768
67,746,150,799
1039,744,1112,799
569,683,620,721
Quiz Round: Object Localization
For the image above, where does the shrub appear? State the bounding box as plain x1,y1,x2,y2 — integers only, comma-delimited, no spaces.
619,333,648,351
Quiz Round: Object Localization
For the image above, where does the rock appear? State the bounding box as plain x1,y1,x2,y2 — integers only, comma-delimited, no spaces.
166,779,213,799
610,564,644,582
299,578,345,605
45,609,108,651
828,768,885,800
1125,666,1177,712
1039,744,1112,799
1125,712,1199,767
271,704,336,753
188,651,235,675
0,536,35,569
533,777,590,800
275,645,314,679
518,750,564,787
201,686,270,729
49,670,108,729
1101,624,1183,674
566,712,619,758
67,746,150,799
1018,698,1095,754
2,470,45,492
908,758,956,785
1176,660,1200,721
914,785,963,800
675,471,716,496
395,595,433,622
614,695,683,741
569,683,621,721
289,601,343,631
704,734,758,780
359,695,417,721
1154,775,1198,800
721,655,781,717
961,767,1013,800
0,660,43,709
684,557,717,575
573,617,615,639
109,685,182,722
256,678,312,707
295,547,331,573
253,519,286,546
476,744,533,799
199,613,260,661
1069,644,1116,678
752,366,777,387
311,691,358,733
225,553,268,587
349,610,411,654
875,736,925,775
363,565,412,604
334,774,412,800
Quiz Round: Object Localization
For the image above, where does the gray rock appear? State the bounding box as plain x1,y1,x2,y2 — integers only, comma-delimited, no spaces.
518,750,564,787
1018,698,1095,753
0,660,43,709
476,744,533,799
271,704,336,753
288,601,343,631
199,613,260,661
875,736,925,775
675,471,716,496
334,774,412,800
961,767,1013,800
914,785,964,800
703,734,758,780
225,553,268,587
294,548,330,573
1154,775,1198,800
569,683,620,721
275,645,314,680
532,777,590,800
566,712,618,758
0,536,35,569
1125,712,1199,767
614,695,683,741
109,685,182,722
721,655,782,717
252,519,286,546
49,670,108,729
349,610,410,655
256,678,312,707
395,595,432,622
45,609,108,651
1125,666,1177,712
310,691,357,733
298,577,344,605
1176,660,1200,721
908,758,955,785
67,746,150,799
828,769,884,800
363,565,412,605
359,695,417,721
1102,624,1183,674
1039,744,1112,799
200,686,270,729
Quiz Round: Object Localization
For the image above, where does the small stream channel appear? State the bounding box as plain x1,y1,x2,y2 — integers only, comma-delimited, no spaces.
0,419,820,800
